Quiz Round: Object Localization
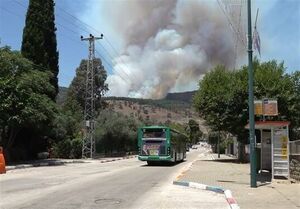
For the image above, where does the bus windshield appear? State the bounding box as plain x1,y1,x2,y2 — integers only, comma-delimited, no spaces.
142,129,166,138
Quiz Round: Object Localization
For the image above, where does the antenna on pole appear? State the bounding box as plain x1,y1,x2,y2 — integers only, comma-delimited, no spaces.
81,33,103,159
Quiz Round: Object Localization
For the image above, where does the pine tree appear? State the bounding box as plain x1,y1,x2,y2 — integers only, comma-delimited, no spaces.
21,0,59,100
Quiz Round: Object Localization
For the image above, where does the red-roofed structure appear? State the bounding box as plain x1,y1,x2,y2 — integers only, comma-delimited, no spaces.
245,121,290,180
245,121,290,129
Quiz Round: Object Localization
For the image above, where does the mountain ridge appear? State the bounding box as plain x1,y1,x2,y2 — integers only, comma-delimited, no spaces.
165,90,197,103
57,87,197,105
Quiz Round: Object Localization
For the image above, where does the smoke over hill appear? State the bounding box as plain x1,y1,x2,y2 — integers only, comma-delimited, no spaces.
102,0,245,98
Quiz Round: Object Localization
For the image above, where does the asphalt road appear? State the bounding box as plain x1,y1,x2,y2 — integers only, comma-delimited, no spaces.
0,148,228,209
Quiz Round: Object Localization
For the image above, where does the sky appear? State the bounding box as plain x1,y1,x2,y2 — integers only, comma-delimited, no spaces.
0,0,299,98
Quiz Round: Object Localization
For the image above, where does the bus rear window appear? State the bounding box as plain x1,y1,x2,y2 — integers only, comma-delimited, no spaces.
142,129,166,138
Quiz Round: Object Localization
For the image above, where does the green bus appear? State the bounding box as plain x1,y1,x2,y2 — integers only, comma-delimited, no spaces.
138,126,188,165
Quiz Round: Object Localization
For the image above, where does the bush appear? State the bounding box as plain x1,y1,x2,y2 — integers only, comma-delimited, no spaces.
95,110,140,155
52,139,72,158
52,138,82,159
70,138,82,159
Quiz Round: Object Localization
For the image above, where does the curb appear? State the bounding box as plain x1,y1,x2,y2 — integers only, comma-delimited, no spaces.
173,180,240,209
99,155,137,163
7,161,65,171
173,150,239,209
6,155,138,171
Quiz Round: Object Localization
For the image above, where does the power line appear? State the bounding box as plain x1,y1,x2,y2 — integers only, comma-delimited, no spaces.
233,0,244,69
55,3,135,81
1,3,92,85
95,41,132,81
4,1,133,88
0,6,24,19
217,0,247,47
7,1,110,76
94,49,130,84
102,37,138,81
10,0,81,44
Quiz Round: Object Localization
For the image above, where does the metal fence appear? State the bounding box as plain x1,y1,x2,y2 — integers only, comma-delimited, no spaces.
290,140,300,162
290,140,300,156
289,140,300,181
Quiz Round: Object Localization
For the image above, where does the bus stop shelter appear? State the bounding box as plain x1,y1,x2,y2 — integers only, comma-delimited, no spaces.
246,121,290,180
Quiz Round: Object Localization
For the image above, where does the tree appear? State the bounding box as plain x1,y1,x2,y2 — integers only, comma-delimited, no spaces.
193,60,300,148
188,119,203,144
169,122,189,137
21,0,59,100
193,65,239,132
52,58,108,159
0,47,57,161
65,58,108,114
95,110,140,155
288,71,300,126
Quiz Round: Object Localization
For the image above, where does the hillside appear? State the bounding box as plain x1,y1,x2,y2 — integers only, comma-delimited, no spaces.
104,96,191,111
104,97,207,133
165,91,197,103
56,87,206,131
105,98,200,125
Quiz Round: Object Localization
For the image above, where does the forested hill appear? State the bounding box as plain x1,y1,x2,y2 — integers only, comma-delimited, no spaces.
57,87,205,131
165,91,197,103
57,87,197,108
57,87,201,125
103,96,191,111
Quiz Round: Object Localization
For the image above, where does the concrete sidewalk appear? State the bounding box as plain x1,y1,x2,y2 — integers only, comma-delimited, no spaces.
5,155,137,171
177,150,300,209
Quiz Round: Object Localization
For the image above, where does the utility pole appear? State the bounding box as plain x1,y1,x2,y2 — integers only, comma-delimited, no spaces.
247,0,257,188
81,33,103,158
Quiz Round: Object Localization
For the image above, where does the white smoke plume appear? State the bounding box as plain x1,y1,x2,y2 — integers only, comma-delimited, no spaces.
102,0,245,98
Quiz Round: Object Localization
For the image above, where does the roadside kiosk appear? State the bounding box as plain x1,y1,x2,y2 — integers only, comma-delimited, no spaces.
247,99,290,179
246,121,290,179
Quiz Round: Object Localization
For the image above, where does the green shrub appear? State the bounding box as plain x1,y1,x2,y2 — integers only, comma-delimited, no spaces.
52,139,72,158
70,138,82,159
52,138,82,159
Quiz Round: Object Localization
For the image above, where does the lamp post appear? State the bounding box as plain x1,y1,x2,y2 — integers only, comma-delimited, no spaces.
247,0,257,188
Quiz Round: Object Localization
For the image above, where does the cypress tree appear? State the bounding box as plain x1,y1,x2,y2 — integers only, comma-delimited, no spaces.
21,0,59,100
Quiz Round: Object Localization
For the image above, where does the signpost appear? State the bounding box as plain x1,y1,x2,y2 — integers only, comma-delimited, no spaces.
247,0,257,188
254,100,263,115
254,99,278,117
263,99,278,116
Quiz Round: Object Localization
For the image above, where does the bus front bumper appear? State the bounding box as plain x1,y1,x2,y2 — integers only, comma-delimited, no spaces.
138,155,172,161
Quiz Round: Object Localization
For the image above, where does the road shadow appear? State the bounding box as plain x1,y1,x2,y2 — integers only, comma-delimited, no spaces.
257,171,272,186
202,158,243,164
7,159,67,166
140,160,185,167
